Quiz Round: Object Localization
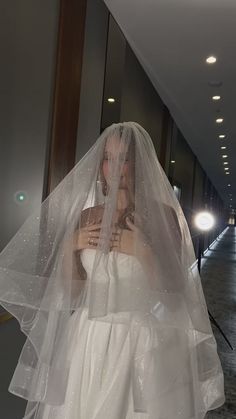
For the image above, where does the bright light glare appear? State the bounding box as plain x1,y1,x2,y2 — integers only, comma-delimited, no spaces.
194,211,215,231
206,56,217,64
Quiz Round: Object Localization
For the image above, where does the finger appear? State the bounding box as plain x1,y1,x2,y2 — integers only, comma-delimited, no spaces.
92,229,120,238
128,216,142,232
85,219,98,227
87,231,100,238
111,235,120,243
87,237,99,246
110,245,119,251
125,216,137,231
92,232,118,241
88,236,117,245
86,223,102,231
114,226,122,235
111,232,120,238
85,244,98,250
111,238,120,246
87,224,120,233
111,226,121,235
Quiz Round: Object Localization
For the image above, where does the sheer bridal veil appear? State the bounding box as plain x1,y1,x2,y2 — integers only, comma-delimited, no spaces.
0,122,224,418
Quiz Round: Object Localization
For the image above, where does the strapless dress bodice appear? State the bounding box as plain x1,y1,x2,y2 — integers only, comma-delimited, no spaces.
80,248,145,280
80,248,150,313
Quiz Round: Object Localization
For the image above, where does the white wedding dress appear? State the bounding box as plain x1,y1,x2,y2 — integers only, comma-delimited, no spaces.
41,248,154,419
40,249,219,419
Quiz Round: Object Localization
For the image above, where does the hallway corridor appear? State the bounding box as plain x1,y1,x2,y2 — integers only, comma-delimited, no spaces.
202,227,236,419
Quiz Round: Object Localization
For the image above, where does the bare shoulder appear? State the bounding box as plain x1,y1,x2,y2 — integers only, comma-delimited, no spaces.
80,204,104,227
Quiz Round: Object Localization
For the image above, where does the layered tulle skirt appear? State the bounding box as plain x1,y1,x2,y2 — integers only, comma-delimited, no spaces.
39,307,224,419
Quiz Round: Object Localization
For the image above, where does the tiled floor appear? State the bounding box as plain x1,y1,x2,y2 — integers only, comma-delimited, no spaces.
201,227,236,419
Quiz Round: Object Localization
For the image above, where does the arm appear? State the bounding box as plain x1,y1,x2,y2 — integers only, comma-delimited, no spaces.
62,205,105,280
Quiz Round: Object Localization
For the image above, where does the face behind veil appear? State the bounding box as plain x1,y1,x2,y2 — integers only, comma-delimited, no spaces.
0,122,224,417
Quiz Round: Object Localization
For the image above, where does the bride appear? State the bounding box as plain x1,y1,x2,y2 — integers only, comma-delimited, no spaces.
0,122,224,418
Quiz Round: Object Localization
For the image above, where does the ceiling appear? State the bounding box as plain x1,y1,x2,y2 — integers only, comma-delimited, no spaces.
103,0,236,209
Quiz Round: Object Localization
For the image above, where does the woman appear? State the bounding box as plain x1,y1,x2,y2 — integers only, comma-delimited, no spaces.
0,122,224,418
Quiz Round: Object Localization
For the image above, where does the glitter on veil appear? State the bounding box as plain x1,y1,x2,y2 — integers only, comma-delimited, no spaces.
0,122,224,418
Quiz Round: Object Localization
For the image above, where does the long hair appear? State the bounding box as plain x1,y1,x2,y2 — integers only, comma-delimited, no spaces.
98,127,136,228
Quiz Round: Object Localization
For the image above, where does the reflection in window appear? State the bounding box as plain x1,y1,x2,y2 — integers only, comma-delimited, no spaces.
173,184,181,202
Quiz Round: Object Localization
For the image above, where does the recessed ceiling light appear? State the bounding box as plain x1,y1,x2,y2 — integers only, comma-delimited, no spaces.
216,118,224,123
219,134,226,138
221,146,226,149
212,95,221,101
228,184,231,186
222,155,228,158
206,56,217,64
230,198,233,201
223,162,228,165
226,172,230,175
107,98,115,103
171,160,175,163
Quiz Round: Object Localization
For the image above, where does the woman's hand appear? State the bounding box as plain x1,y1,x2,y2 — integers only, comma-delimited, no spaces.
111,216,158,288
73,221,119,251
111,216,150,257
